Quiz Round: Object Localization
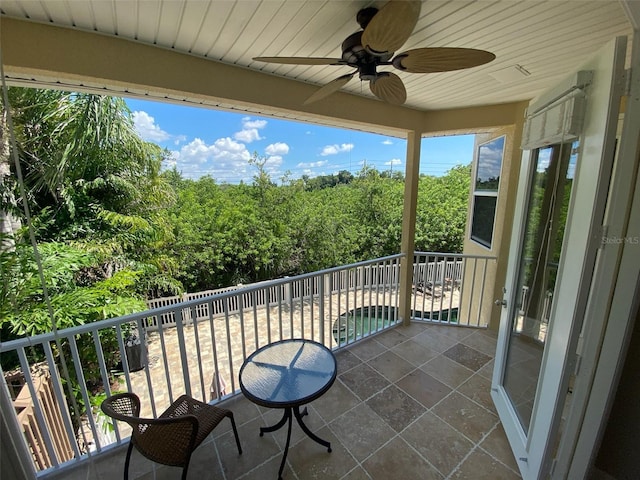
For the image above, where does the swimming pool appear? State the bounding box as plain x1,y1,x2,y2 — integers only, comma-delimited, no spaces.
332,306,459,344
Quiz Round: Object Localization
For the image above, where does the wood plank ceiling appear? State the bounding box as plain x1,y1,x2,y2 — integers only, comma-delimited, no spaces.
0,0,633,112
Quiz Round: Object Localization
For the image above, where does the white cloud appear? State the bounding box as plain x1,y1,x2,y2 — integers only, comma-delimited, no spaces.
296,160,328,168
477,138,505,180
234,128,262,143
320,143,354,156
168,137,252,180
179,138,214,163
132,111,170,142
212,137,253,161
174,134,187,145
265,142,290,156
234,116,267,143
382,139,393,145
242,118,267,129
265,155,284,167
258,155,284,179
385,158,402,166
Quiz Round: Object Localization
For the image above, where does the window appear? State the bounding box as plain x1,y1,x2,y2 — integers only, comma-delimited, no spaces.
471,136,505,248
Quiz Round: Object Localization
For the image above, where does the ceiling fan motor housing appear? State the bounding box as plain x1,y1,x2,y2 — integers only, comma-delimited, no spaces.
342,31,393,81
341,32,368,65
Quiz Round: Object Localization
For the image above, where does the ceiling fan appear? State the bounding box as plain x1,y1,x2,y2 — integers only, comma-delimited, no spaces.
253,1,495,106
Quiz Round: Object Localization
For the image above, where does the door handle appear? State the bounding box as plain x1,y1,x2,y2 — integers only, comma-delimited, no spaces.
495,299,507,307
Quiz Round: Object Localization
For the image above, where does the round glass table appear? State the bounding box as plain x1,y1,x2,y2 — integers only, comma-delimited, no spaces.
239,338,337,479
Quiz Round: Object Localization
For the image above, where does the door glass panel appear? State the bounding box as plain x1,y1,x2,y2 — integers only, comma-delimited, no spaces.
502,141,577,433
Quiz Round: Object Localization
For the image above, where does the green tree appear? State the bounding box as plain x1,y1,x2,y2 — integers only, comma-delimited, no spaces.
350,166,405,258
4,87,179,298
166,163,472,292
287,185,360,272
0,241,146,399
415,164,471,253
1,87,182,413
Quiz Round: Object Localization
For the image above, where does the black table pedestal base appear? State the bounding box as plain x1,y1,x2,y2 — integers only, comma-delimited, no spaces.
260,406,331,480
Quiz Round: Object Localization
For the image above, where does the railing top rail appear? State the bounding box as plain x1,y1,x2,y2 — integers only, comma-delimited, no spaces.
413,252,497,261
238,253,405,289
1,253,405,352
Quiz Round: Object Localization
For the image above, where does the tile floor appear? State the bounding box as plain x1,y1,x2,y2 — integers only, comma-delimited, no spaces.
61,322,521,480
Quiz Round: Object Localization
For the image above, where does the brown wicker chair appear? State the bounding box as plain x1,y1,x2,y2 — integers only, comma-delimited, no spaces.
101,392,242,480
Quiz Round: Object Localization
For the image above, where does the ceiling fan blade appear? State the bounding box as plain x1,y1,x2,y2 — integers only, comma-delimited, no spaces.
304,73,355,105
361,0,421,55
393,48,496,73
253,56,345,66
370,72,407,105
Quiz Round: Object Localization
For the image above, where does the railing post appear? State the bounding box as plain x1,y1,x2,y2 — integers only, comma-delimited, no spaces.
174,309,191,397
319,274,325,344
284,276,291,303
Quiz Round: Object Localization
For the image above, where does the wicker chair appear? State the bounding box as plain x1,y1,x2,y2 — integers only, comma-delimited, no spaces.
101,392,242,480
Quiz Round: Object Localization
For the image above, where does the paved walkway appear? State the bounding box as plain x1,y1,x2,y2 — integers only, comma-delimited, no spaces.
128,289,459,418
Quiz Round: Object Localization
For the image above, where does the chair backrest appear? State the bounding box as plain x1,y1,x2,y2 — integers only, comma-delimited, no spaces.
101,392,140,420
101,393,199,467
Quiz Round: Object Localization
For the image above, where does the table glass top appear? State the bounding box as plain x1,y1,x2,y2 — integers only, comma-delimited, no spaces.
240,339,336,406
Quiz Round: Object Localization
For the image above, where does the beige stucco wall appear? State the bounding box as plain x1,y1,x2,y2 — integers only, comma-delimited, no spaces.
462,121,525,330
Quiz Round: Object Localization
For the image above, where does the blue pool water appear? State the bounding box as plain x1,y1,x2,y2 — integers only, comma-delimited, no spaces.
332,306,459,344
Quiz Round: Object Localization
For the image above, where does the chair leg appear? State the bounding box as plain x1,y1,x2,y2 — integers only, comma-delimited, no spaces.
181,456,191,480
228,413,242,455
124,440,134,480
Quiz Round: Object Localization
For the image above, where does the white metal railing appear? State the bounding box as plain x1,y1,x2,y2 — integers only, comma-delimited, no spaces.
1,254,404,477
1,251,497,477
411,252,497,327
143,261,404,331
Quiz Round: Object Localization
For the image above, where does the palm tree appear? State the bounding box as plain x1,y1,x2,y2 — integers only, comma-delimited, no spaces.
0,96,22,251
3,87,181,298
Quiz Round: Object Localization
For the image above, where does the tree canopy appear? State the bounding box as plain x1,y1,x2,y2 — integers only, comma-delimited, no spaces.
164,159,470,292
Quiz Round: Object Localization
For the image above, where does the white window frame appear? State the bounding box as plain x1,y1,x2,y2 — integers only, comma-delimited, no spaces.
470,135,505,249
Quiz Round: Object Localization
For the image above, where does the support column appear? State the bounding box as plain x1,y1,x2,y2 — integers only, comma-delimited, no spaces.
399,130,421,325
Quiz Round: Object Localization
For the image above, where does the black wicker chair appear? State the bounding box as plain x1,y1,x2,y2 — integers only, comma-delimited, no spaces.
101,392,242,479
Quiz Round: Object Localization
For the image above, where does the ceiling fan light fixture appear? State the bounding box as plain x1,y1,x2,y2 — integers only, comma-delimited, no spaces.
358,62,378,82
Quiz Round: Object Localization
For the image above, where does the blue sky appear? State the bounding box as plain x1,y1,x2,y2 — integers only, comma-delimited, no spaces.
126,98,475,183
